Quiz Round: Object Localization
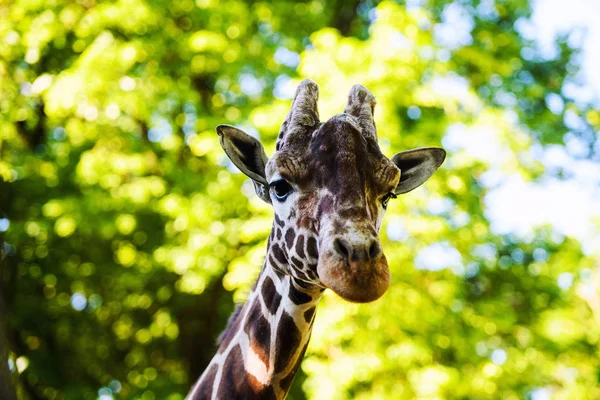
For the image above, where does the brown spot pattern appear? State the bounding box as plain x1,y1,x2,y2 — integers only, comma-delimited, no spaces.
295,235,305,258
285,228,295,249
307,237,318,258
217,345,276,399
268,254,279,268
289,283,313,305
243,300,271,366
262,276,282,315
304,306,316,323
271,243,287,264
274,214,284,227
290,256,304,270
275,311,301,373
278,340,310,395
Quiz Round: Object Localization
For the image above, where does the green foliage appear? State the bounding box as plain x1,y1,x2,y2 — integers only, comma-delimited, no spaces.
1,1,598,399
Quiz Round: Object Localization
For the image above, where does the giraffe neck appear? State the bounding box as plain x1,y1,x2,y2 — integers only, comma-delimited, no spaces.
187,251,323,400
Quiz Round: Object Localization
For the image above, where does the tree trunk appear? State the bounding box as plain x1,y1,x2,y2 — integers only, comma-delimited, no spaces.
0,290,17,400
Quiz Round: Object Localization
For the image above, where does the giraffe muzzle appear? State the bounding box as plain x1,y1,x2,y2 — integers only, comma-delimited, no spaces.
317,235,391,303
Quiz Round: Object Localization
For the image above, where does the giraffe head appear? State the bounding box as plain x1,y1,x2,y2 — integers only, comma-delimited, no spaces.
217,80,445,303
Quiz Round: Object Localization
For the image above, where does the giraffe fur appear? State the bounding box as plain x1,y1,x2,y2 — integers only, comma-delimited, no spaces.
187,80,445,399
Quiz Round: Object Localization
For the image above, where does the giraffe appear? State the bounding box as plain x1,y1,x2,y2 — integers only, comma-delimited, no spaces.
186,80,445,399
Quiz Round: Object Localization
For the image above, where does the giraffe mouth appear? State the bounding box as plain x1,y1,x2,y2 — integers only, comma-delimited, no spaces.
317,254,391,303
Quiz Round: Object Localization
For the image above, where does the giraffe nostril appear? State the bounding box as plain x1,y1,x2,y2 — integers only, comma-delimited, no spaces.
368,240,381,260
334,238,351,260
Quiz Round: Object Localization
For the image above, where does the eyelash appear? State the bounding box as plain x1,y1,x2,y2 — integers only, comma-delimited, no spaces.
381,192,397,209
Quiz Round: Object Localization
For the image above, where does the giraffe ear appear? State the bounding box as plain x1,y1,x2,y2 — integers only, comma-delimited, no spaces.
216,125,271,204
391,148,446,195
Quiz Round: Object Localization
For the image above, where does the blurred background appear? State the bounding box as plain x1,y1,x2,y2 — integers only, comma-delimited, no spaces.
1,0,600,399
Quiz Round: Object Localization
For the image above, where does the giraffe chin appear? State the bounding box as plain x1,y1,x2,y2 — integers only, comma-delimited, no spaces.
317,255,391,303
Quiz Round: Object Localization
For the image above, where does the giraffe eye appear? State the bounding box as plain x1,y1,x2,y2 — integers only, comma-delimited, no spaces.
270,180,293,201
381,192,397,209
